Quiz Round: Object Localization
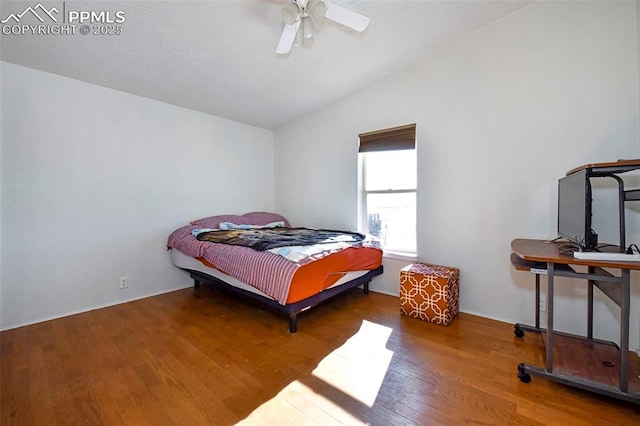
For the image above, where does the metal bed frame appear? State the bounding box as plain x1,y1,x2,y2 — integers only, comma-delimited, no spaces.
184,265,384,333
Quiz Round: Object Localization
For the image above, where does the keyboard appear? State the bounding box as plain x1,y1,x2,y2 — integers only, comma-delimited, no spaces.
573,251,640,261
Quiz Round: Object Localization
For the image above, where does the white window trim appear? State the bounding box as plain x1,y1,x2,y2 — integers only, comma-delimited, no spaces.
359,152,418,257
382,251,419,262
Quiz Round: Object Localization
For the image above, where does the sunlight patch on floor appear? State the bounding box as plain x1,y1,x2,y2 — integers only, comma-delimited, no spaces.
238,380,366,425
312,320,394,407
238,320,394,424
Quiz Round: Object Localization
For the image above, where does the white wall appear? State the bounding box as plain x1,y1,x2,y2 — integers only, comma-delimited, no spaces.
0,62,3,324
275,2,640,347
0,62,274,330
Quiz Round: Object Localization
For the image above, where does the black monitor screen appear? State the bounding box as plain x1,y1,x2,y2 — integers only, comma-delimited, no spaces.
557,169,595,249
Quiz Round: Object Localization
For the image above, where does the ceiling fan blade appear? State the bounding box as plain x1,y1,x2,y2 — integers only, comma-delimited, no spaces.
325,2,369,32
276,22,299,54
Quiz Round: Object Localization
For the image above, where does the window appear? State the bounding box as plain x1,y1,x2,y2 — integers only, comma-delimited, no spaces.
359,124,417,256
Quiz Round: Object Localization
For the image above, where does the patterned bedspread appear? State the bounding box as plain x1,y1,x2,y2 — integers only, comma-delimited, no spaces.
195,227,364,251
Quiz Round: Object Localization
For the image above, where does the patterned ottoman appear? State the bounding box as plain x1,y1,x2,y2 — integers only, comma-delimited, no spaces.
400,263,460,325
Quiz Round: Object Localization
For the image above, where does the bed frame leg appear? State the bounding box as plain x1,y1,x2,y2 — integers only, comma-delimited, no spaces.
289,315,298,333
363,281,370,295
194,279,201,297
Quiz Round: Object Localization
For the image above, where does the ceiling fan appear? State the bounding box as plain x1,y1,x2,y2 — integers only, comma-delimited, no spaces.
276,0,370,54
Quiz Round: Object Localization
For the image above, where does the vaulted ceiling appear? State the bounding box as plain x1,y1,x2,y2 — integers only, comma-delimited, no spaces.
1,1,531,129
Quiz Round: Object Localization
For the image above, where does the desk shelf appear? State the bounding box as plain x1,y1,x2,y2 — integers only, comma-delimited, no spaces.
516,331,640,404
511,238,640,405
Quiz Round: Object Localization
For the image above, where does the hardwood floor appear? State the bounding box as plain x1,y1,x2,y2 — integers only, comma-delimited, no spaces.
2,285,639,425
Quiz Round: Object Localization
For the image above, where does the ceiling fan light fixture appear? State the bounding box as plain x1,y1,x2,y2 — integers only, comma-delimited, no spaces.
302,15,314,39
307,0,327,22
282,3,300,25
276,0,369,54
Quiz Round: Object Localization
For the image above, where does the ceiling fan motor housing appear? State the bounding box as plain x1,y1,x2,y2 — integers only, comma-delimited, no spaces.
281,0,327,25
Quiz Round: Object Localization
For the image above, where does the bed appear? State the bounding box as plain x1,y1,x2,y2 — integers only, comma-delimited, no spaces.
167,212,384,332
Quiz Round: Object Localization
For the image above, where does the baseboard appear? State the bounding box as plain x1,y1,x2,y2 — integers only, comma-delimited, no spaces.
0,283,192,332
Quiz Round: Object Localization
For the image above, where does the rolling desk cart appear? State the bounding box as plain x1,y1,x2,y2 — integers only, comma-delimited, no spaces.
511,239,640,404
511,160,640,404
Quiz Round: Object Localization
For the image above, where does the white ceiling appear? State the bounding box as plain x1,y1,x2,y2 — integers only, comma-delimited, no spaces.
0,0,531,129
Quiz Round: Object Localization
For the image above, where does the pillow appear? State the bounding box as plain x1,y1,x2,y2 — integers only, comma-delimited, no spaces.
242,212,290,227
218,221,285,230
190,214,245,229
190,212,290,229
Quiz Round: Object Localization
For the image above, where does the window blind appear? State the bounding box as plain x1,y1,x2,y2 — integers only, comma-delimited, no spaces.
358,123,416,153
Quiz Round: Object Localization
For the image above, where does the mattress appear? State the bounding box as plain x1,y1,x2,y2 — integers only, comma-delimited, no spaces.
170,247,378,304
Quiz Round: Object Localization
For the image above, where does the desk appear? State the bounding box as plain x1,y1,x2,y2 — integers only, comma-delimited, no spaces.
566,159,640,176
511,238,640,405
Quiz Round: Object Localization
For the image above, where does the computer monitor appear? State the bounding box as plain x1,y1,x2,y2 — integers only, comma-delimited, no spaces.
557,169,597,250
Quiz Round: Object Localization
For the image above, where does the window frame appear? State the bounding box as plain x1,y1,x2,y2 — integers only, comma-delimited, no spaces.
358,124,417,259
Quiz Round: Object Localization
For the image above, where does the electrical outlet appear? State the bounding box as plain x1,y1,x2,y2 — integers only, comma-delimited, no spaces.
119,276,128,289
539,295,547,312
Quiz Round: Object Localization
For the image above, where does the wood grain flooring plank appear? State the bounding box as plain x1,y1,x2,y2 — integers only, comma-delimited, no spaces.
2,289,639,425
117,365,177,425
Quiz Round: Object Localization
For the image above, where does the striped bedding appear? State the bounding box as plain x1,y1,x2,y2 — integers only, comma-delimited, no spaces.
167,212,382,305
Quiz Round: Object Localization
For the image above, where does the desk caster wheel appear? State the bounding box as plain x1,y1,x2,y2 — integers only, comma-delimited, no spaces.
514,325,524,338
517,372,531,383
517,363,531,383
